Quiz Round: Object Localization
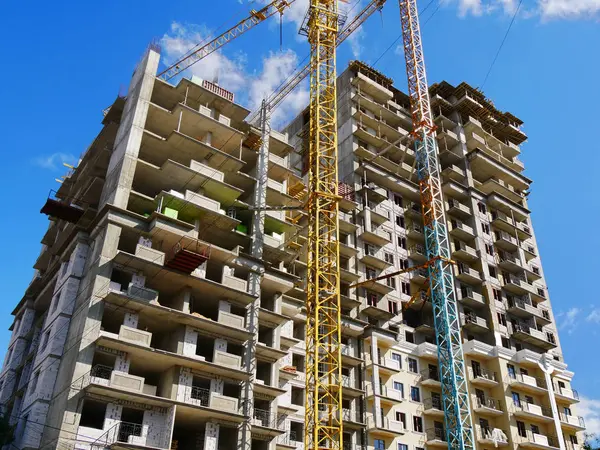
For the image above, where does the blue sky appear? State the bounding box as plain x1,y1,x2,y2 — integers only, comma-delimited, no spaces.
1,0,599,433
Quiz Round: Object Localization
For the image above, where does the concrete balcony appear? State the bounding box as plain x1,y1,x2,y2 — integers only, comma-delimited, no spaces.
481,176,526,203
365,383,404,404
406,222,425,240
447,198,471,218
494,230,519,252
342,408,365,427
365,354,402,375
449,219,475,240
491,210,531,240
456,264,483,285
498,251,523,272
476,425,509,447
442,164,466,181
509,322,557,350
456,286,485,308
463,339,495,359
366,415,405,436
357,225,392,247
410,267,428,285
507,372,547,394
462,313,488,333
503,273,531,296
559,413,586,431
451,240,478,262
472,396,503,416
512,402,554,423
423,396,445,417
419,367,441,388
507,296,552,325
405,201,422,219
352,71,393,102
408,243,428,263
415,342,438,360
553,384,579,403
360,247,393,271
425,427,447,447
251,408,286,436
469,367,499,387
118,325,152,347
516,431,560,450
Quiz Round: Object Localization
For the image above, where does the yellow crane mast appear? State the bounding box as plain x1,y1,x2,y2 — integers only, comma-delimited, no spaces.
301,1,343,449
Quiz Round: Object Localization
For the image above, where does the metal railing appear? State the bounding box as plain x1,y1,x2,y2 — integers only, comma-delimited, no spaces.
515,430,559,448
507,372,547,389
471,367,498,382
189,386,210,407
91,421,169,450
253,408,285,430
473,396,502,411
559,413,585,427
512,401,553,417
554,384,579,400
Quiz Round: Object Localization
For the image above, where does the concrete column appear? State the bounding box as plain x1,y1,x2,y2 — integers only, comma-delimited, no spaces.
123,312,139,328
210,378,224,396
369,336,382,426
218,300,231,314
176,367,192,402
204,422,220,450
239,100,270,450
99,49,160,209
182,326,198,357
104,403,123,431
114,352,130,373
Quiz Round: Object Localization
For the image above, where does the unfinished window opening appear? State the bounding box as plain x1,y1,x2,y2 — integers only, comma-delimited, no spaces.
79,399,107,430
291,386,304,406
292,354,305,372
256,361,272,386
258,326,274,348
290,421,304,441
195,335,215,361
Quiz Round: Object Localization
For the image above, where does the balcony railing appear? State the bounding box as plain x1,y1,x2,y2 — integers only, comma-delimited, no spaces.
554,384,579,400
463,313,487,328
90,421,169,450
507,372,547,389
190,386,210,407
471,367,498,383
473,396,502,412
559,413,585,428
516,430,560,449
253,408,286,430
512,401,553,418
476,425,508,443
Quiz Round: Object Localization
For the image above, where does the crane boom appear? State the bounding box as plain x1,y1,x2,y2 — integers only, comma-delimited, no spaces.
303,0,343,449
398,1,474,449
266,0,385,114
158,0,294,81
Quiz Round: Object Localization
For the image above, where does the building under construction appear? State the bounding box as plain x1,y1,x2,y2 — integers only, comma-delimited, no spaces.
0,49,586,450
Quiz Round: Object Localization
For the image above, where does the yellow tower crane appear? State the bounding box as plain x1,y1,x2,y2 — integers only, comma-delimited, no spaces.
300,2,343,449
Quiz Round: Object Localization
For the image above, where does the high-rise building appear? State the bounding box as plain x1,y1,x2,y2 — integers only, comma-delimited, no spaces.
0,49,585,450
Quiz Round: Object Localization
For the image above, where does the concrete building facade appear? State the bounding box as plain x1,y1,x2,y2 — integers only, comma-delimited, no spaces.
0,49,585,450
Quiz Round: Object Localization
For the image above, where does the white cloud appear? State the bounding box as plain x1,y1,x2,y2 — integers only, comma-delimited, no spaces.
160,22,308,127
539,0,600,19
342,0,367,58
578,396,600,437
160,22,246,91
587,308,600,324
558,307,580,334
442,0,600,18
32,152,77,170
